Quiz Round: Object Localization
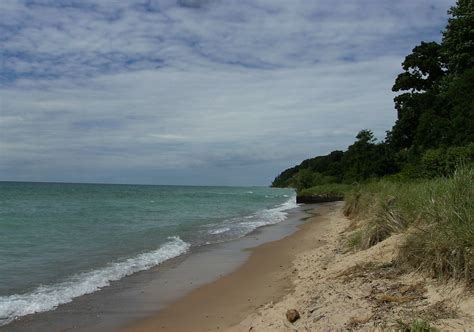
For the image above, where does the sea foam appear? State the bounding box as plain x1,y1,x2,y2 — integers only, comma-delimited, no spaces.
0,192,296,326
204,196,298,239
0,236,190,326
208,227,231,235
239,196,298,230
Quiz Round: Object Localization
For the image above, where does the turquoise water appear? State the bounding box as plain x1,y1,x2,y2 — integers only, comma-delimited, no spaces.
0,182,295,325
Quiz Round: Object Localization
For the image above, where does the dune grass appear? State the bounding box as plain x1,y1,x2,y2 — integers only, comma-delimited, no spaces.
395,319,437,332
343,167,474,284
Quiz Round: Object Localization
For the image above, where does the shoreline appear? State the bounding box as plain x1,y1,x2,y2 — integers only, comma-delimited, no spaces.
122,200,474,331
6,201,472,331
3,201,309,332
120,202,340,332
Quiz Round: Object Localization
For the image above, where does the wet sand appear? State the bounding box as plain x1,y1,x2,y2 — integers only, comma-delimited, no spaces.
122,200,474,331
10,201,467,331
121,203,339,332
4,205,315,332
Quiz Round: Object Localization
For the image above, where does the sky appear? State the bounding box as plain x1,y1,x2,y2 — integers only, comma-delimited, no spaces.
0,0,455,186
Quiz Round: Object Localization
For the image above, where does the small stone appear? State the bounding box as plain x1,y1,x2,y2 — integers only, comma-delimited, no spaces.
286,309,300,323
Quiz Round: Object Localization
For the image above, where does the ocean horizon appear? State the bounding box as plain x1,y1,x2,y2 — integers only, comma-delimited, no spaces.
0,182,296,326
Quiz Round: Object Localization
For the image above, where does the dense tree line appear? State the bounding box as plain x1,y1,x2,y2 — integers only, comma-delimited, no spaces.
272,0,474,191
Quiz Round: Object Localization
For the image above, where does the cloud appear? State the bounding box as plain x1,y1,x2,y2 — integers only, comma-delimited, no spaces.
177,0,215,8
0,0,455,185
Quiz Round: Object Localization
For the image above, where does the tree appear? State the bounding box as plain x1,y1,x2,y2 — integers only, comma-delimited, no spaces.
294,169,315,191
392,42,446,92
387,92,427,150
442,68,474,145
442,0,474,74
388,41,447,151
344,130,398,182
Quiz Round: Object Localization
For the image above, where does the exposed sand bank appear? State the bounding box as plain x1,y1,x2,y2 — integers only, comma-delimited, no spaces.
123,201,474,331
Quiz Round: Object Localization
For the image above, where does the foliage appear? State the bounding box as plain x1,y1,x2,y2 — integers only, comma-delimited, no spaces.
442,0,474,74
271,1,474,288
392,41,445,93
442,67,474,145
298,183,352,197
396,319,437,332
272,0,473,193
271,150,344,188
342,130,397,182
344,167,474,284
272,130,398,190
418,143,474,178
398,167,474,282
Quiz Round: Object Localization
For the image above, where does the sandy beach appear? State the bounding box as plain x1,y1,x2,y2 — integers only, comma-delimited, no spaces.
123,201,474,331
3,1,473,331
120,203,334,332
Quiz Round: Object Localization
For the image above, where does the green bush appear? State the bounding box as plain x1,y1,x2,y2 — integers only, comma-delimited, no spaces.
298,183,353,197
419,143,474,178
292,170,339,192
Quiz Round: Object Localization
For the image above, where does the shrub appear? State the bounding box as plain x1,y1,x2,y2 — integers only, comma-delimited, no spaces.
298,183,353,197
419,143,474,178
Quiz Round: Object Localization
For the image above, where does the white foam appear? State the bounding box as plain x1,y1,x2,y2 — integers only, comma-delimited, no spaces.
0,236,190,326
208,227,231,235
201,195,297,241
239,195,298,232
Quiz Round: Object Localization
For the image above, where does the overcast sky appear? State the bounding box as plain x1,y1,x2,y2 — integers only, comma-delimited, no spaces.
0,0,454,186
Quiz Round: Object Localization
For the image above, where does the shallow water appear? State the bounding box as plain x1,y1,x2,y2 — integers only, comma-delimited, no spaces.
0,182,295,326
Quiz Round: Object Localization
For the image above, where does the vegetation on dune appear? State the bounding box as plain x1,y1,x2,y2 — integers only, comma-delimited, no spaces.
272,1,474,284
298,183,352,198
396,319,437,332
343,167,473,284
398,168,474,282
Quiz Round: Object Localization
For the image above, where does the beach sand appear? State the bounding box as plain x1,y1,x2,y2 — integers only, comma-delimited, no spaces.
122,201,474,331
120,203,336,332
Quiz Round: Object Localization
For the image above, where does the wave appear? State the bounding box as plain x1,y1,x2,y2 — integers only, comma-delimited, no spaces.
203,195,298,240
208,227,231,235
0,195,297,326
0,236,190,326
238,196,298,231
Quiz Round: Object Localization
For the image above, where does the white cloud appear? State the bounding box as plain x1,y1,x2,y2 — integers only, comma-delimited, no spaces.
0,0,455,185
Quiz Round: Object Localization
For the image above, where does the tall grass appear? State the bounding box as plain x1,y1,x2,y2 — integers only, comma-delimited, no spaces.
398,167,473,282
343,167,474,283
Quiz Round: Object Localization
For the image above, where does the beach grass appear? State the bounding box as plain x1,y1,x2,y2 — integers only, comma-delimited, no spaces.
395,319,437,332
341,166,473,283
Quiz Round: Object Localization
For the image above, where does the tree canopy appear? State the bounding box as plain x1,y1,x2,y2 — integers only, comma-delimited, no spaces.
272,0,474,190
